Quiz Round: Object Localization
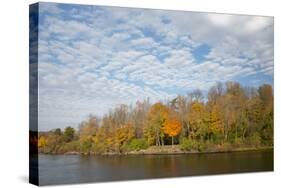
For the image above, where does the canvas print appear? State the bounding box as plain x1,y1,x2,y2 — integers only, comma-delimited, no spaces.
29,2,274,186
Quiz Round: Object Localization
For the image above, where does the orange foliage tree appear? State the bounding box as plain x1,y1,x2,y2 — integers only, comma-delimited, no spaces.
163,114,181,146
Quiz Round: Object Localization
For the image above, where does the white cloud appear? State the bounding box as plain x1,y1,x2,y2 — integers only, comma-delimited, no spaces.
39,2,63,14
207,14,235,27
130,37,159,50
245,17,273,32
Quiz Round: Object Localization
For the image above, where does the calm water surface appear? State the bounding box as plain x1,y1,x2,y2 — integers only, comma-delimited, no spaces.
38,149,273,185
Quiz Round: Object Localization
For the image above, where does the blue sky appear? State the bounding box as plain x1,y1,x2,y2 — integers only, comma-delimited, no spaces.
36,2,274,131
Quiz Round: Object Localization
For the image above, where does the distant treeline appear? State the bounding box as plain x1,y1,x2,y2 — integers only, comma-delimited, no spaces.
37,81,273,154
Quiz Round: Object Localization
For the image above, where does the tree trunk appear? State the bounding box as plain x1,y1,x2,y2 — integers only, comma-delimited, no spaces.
235,124,238,140
187,123,191,139
224,122,228,142
242,128,247,140
172,136,174,147
156,131,160,146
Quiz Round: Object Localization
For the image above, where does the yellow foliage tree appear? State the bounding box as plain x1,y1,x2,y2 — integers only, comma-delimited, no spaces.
115,123,135,152
38,136,47,149
188,102,205,139
92,127,108,153
145,102,169,146
209,104,224,137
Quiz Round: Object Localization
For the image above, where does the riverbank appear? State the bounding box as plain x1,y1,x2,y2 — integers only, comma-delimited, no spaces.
122,145,271,155
55,145,273,156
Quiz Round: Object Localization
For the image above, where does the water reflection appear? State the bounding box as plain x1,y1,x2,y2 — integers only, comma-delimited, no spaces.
39,150,273,185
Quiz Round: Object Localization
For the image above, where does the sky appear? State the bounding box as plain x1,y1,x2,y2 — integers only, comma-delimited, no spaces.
36,2,274,131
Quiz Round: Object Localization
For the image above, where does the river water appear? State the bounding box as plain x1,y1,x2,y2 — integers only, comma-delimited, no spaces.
38,149,273,185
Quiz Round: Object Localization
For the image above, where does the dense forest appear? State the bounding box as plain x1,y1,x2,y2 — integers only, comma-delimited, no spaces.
37,81,273,155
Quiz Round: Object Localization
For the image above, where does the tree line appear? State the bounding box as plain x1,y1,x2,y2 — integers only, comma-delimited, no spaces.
38,82,273,154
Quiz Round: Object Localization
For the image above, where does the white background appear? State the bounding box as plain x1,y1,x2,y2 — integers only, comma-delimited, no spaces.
0,0,279,187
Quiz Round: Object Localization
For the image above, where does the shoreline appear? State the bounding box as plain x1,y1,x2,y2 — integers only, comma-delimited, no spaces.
124,146,274,156
39,146,273,156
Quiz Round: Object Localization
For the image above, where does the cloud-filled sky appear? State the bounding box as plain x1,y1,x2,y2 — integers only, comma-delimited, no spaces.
36,2,273,131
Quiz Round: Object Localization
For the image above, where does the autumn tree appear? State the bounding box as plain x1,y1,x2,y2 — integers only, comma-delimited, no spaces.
208,104,223,141
188,101,206,140
145,102,168,146
112,104,129,128
115,123,135,152
258,84,273,144
131,99,151,138
92,126,107,153
207,82,225,141
163,112,181,146
170,96,189,138
38,136,47,149
78,115,98,151
77,115,98,153
258,84,273,112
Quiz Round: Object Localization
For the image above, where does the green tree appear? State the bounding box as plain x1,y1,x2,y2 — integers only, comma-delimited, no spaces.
54,128,62,136
63,126,75,142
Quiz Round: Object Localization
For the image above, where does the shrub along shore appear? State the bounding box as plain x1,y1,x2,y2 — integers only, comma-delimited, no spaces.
36,82,273,156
